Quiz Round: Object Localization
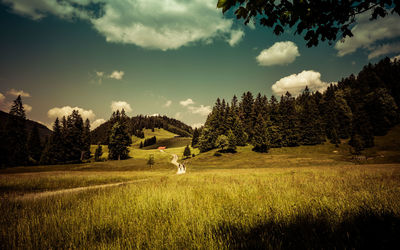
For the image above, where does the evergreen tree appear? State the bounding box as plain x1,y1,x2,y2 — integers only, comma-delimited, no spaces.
198,126,218,152
191,128,200,147
4,95,28,166
183,145,191,158
82,118,91,160
239,91,254,141
147,154,155,168
298,90,324,145
139,141,143,148
279,92,299,147
108,122,131,160
40,118,64,164
231,115,247,146
251,114,270,153
27,124,43,164
94,143,103,161
227,129,237,152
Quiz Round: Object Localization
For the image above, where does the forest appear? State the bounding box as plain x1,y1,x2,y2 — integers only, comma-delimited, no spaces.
193,57,400,154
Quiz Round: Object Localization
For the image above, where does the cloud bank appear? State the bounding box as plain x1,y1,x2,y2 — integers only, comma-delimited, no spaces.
111,101,132,113
180,98,194,107
272,70,332,96
7,88,31,97
109,70,124,80
3,0,244,50
47,106,96,121
256,41,300,66
335,11,400,58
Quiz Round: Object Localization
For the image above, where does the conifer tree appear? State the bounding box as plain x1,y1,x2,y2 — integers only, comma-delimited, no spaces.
251,114,270,153
82,118,91,160
139,141,143,148
239,91,254,141
191,128,200,147
4,95,28,166
279,92,299,147
40,118,64,164
198,126,218,152
147,154,155,168
28,124,43,164
183,145,191,158
108,122,131,160
94,143,103,161
227,129,237,152
231,115,247,146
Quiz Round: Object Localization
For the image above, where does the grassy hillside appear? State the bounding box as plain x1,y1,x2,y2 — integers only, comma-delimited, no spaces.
363,124,400,163
131,128,192,150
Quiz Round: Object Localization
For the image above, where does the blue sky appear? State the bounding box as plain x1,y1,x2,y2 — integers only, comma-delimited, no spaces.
1,1,399,129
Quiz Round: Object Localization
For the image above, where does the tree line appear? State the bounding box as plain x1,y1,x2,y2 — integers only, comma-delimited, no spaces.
140,136,157,148
194,57,400,154
91,112,192,145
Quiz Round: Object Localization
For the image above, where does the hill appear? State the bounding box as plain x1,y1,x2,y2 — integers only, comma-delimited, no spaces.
91,114,193,145
0,110,52,141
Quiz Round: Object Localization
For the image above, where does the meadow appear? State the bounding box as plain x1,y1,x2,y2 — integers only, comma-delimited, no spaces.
1,128,400,249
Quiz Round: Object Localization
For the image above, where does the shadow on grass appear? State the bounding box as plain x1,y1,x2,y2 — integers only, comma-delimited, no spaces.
214,209,400,249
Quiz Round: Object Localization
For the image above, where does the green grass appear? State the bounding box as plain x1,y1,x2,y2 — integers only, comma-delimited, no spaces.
1,128,400,248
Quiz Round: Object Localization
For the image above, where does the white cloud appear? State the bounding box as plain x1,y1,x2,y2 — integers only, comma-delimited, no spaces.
272,70,332,96
47,106,96,121
335,12,400,57
3,0,244,51
391,54,400,62
192,123,204,129
368,42,400,59
111,101,132,113
180,98,194,107
91,118,106,130
227,29,244,47
109,70,124,80
96,71,104,77
175,112,182,119
256,41,300,66
7,88,31,97
188,105,211,116
163,100,172,107
23,104,32,113
0,93,4,103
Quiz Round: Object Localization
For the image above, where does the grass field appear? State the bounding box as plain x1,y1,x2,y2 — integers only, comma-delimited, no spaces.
1,129,400,249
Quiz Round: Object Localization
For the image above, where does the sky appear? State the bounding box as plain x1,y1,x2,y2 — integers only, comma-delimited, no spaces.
1,0,400,130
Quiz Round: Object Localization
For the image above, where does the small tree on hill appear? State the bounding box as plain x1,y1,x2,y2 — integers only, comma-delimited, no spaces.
147,154,155,168
94,143,103,161
183,145,191,158
108,122,131,160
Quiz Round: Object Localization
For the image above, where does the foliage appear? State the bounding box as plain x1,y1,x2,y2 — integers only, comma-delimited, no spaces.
147,154,155,167
108,122,132,160
94,144,103,162
217,0,400,47
251,114,270,153
183,145,191,158
215,135,229,151
27,124,43,164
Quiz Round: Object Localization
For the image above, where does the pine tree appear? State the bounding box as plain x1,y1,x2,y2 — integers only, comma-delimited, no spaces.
251,114,270,153
198,126,218,152
94,143,103,161
28,124,43,164
191,128,200,147
279,92,299,147
227,129,237,152
4,95,28,166
147,154,155,168
108,122,131,160
231,115,247,146
40,118,64,165
239,92,254,141
183,145,191,158
82,118,91,160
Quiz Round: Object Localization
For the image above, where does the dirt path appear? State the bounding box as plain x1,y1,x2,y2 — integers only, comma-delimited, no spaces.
171,154,186,174
13,178,149,201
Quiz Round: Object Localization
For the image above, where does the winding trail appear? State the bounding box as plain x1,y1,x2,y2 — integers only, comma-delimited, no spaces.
13,178,149,201
11,151,186,201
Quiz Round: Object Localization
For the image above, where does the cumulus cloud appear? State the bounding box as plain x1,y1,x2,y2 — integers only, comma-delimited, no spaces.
227,29,244,47
7,88,31,97
368,42,400,59
188,105,211,116
4,0,243,50
163,100,172,107
47,106,96,121
91,118,106,130
391,54,400,62
335,12,400,57
109,70,124,80
256,41,300,66
0,92,4,103
111,101,132,112
192,123,204,129
23,104,32,113
180,98,194,107
272,70,332,96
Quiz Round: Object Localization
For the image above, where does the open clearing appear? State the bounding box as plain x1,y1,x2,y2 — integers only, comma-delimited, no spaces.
1,132,400,248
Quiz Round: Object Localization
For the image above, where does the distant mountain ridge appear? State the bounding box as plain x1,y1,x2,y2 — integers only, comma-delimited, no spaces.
91,114,193,145
0,110,52,142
